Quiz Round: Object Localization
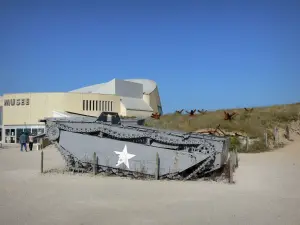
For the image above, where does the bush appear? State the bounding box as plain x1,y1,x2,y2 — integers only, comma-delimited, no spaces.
229,136,241,151
246,139,269,153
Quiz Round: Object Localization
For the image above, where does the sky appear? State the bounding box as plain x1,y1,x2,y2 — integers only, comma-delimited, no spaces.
0,0,299,113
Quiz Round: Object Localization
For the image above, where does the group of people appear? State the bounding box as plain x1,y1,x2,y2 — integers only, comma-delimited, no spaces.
19,132,35,152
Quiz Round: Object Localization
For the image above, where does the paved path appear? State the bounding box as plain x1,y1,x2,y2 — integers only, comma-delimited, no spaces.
1,141,300,225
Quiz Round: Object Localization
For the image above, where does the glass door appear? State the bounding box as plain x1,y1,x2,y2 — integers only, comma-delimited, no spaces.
5,128,16,143
16,128,24,144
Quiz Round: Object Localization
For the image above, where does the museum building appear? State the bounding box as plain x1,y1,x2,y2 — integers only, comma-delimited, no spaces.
0,78,163,144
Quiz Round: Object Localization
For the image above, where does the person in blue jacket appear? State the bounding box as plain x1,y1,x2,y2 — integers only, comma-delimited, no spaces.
19,132,28,152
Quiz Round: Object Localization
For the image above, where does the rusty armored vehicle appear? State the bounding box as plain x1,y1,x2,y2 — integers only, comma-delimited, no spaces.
39,112,230,180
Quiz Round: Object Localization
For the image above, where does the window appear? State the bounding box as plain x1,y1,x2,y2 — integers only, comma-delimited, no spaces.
38,128,44,135
99,101,101,111
5,129,11,136
85,100,88,110
31,129,38,143
102,101,104,111
24,128,31,135
93,100,95,111
111,101,113,112
16,128,23,143
89,100,92,111
5,128,16,143
107,101,110,111
105,101,107,111
83,100,85,111
95,100,98,111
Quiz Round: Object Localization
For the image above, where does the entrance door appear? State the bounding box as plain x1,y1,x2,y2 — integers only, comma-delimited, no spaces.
5,128,16,143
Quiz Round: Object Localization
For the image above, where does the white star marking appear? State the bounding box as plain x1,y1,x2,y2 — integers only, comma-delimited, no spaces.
114,145,136,169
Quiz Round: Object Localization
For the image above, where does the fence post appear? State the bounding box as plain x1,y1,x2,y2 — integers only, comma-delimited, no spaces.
93,152,98,175
245,136,249,152
285,125,290,140
40,150,44,173
234,148,239,168
155,152,160,180
228,152,234,184
274,127,278,146
264,131,268,148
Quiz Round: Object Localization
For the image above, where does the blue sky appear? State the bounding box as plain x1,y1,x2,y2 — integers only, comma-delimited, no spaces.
0,0,299,113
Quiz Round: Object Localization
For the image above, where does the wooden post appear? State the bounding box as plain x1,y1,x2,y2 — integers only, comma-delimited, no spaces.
231,151,237,172
40,150,44,173
40,138,43,150
264,131,268,148
234,148,239,168
245,136,249,152
285,125,290,140
228,152,234,184
155,152,160,180
93,152,98,175
274,127,278,146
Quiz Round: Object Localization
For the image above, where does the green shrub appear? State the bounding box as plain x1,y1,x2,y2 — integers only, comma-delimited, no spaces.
246,139,269,153
229,136,241,151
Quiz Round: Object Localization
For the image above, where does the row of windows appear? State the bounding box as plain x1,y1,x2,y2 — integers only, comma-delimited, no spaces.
83,100,113,112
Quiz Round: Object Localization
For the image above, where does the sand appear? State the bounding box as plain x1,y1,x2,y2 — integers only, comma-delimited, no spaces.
1,138,300,225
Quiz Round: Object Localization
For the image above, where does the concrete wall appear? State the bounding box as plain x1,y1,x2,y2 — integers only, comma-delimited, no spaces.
120,102,127,116
147,86,163,114
114,79,143,99
120,102,153,118
2,79,163,125
3,92,120,125
125,109,153,118
0,106,2,125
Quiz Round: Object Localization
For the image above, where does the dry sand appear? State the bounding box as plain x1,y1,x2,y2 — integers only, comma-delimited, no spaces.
1,138,300,225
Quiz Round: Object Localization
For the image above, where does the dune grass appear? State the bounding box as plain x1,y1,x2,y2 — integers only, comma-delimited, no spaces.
144,103,300,152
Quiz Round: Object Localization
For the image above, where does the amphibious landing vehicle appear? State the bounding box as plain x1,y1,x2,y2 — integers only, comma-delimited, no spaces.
39,112,230,180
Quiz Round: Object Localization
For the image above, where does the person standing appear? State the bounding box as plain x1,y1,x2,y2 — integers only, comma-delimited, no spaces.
28,133,34,151
19,132,27,152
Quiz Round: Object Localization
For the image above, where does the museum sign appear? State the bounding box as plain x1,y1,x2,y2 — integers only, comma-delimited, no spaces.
4,98,30,106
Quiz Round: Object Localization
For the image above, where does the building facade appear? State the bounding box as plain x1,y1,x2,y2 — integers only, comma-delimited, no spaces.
0,78,163,144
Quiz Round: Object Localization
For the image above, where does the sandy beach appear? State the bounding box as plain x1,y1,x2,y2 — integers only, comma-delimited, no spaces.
1,138,300,225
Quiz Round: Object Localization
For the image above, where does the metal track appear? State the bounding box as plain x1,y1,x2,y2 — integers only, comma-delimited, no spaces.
50,122,220,154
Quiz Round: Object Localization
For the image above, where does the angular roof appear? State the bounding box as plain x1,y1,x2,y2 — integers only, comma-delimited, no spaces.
70,78,157,95
124,79,157,94
70,79,115,94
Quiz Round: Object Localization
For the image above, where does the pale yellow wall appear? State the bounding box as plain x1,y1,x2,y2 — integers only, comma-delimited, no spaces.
142,94,150,105
2,82,163,125
119,102,127,116
3,92,120,125
120,102,152,117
